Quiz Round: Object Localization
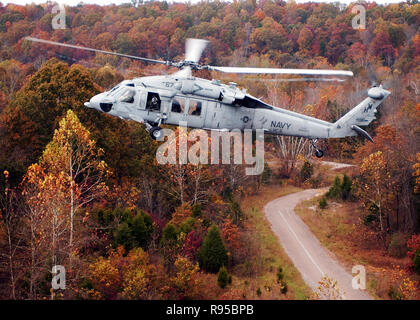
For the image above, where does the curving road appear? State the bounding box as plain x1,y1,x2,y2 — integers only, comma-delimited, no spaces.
264,188,372,300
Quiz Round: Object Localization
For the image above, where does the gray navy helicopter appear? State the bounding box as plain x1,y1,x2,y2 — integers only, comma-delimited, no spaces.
25,37,391,158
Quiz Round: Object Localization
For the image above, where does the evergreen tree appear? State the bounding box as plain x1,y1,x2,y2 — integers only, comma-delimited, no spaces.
341,174,352,200
198,225,228,273
327,176,342,200
319,197,328,209
160,223,178,246
191,203,202,218
113,209,154,251
131,212,153,249
217,266,229,289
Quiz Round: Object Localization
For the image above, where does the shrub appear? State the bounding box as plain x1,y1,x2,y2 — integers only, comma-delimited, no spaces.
341,174,352,200
326,176,342,199
299,160,313,182
276,266,284,283
198,226,228,273
280,280,288,294
310,174,322,188
406,234,420,260
217,266,229,289
256,288,261,296
319,197,328,209
388,285,403,300
388,232,408,258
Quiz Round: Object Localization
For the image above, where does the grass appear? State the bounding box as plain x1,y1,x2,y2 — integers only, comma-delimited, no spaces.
236,183,311,300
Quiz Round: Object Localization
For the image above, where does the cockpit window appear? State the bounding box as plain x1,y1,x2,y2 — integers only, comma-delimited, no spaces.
108,85,122,97
119,88,135,103
110,86,119,93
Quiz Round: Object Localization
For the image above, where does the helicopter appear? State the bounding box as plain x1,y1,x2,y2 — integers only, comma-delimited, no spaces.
25,37,390,158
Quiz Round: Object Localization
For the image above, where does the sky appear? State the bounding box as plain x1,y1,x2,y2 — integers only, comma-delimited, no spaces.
2,0,406,6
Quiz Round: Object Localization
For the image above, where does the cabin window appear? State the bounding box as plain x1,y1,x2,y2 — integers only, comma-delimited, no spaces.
171,97,186,113
119,88,135,103
188,100,202,116
146,92,161,111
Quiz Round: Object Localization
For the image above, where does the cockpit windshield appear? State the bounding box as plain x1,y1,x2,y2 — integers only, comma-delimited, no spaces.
107,85,121,97
119,88,135,103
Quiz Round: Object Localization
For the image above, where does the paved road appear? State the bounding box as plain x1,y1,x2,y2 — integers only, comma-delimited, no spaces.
264,188,372,300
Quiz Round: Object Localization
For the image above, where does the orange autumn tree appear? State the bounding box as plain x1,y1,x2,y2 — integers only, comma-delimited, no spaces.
86,246,159,300
356,151,391,238
22,163,70,298
22,110,110,297
39,109,110,258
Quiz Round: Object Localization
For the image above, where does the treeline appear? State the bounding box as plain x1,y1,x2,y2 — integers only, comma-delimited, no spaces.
0,1,419,71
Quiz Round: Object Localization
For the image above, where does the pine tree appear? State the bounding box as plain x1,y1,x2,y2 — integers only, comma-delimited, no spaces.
160,223,178,246
198,225,228,273
217,266,229,289
341,174,352,200
327,176,342,200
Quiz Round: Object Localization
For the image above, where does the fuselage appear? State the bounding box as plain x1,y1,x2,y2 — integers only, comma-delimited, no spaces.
85,74,338,139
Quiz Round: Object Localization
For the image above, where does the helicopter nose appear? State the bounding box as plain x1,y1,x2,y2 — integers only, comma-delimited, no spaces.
85,94,113,113
84,95,100,110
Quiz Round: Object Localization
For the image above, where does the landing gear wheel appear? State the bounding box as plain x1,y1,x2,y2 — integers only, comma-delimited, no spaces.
150,126,163,140
315,150,324,158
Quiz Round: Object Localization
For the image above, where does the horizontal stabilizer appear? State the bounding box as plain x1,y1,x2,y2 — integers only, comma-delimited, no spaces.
351,125,374,143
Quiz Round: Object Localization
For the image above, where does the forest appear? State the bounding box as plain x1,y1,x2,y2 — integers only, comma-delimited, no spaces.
0,0,419,300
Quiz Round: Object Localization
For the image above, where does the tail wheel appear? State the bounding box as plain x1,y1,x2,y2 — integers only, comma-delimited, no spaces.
315,150,324,158
150,126,163,140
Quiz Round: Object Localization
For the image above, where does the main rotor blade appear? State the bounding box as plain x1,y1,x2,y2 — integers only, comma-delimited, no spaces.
207,66,354,77
25,37,171,66
185,38,208,63
245,77,346,82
